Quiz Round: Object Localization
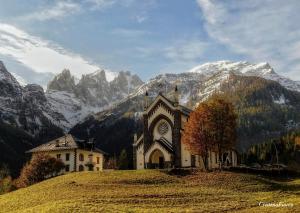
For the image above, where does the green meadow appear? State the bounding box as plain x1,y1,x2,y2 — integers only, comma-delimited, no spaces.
0,170,299,212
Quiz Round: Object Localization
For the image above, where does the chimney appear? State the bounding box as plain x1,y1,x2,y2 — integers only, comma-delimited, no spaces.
64,135,68,146
55,139,60,147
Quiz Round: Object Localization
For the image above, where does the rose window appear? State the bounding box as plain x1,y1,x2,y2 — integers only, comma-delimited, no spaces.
157,121,169,135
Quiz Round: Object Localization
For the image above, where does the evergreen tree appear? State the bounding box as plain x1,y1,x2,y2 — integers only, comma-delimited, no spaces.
118,149,129,170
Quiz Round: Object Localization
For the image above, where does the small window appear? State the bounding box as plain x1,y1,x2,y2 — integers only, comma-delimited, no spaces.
96,167,99,171
96,157,100,164
65,165,70,172
66,153,70,161
79,165,84,171
57,154,61,159
79,154,84,161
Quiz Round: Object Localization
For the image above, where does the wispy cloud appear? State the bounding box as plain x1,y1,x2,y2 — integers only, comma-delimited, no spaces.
0,23,116,81
134,15,148,23
196,0,300,80
85,0,116,11
17,0,121,21
164,39,209,61
21,1,81,21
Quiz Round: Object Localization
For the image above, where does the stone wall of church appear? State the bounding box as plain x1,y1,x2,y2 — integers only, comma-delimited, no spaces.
181,141,192,167
136,144,144,170
144,143,172,168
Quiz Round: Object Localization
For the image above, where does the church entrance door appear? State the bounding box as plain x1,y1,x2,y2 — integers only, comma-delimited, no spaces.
159,157,164,169
150,149,165,169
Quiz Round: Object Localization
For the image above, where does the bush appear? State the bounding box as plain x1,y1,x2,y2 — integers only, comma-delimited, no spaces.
0,176,16,194
16,154,65,188
0,164,10,179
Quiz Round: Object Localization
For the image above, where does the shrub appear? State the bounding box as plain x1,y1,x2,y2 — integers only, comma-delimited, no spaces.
16,154,65,188
0,176,16,194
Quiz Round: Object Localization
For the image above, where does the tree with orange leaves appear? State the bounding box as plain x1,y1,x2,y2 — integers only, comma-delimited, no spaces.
206,94,237,168
182,94,237,170
182,102,214,170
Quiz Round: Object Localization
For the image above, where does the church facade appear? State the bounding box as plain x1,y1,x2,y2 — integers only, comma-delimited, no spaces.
133,87,238,170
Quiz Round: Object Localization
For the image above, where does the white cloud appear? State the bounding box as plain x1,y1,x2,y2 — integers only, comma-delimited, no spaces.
0,23,116,81
85,0,116,11
18,0,120,21
134,15,148,23
196,0,300,80
21,1,81,21
164,39,209,61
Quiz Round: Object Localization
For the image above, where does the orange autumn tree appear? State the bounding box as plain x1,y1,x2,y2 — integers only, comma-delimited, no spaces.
182,94,237,170
206,95,237,169
182,102,214,170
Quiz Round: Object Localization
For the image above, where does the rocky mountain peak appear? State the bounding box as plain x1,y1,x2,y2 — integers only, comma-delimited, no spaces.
0,61,20,84
47,69,76,92
91,70,107,81
23,84,47,105
0,61,22,97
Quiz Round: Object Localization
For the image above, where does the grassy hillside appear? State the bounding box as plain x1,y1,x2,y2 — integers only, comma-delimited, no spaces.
0,170,299,212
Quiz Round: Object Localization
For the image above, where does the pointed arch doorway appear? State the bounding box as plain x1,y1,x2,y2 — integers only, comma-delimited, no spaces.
149,149,165,169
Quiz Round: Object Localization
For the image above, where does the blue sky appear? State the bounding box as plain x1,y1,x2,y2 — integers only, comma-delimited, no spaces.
0,0,300,87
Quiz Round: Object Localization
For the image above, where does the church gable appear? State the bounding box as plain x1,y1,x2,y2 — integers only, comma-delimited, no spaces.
147,95,176,128
148,102,174,128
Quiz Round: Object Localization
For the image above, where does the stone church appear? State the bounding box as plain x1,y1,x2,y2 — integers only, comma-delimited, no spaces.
133,87,238,170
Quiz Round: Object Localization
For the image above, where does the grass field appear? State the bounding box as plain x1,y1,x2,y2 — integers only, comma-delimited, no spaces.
0,170,299,212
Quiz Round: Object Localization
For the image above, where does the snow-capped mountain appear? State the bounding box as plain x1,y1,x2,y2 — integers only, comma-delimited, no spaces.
46,69,144,128
1,59,300,133
0,61,68,134
127,61,300,109
188,61,300,93
70,62,300,153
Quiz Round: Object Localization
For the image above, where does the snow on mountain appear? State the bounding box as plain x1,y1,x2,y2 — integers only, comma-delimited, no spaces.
0,61,69,134
128,61,300,110
46,90,104,128
2,59,300,132
0,61,23,91
189,61,300,93
11,72,27,86
46,69,144,128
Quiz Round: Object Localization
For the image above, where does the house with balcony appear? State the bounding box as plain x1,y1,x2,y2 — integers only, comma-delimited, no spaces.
27,134,106,173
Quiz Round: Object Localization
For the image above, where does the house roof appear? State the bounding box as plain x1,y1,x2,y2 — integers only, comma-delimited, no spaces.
27,134,107,155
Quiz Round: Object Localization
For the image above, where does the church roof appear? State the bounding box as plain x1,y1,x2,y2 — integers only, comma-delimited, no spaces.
153,137,174,153
27,134,106,155
148,93,192,116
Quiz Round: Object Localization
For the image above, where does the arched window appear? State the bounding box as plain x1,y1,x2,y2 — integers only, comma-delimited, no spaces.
79,165,84,171
79,153,84,161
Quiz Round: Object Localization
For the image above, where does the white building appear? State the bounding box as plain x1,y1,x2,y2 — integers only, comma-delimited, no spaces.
27,134,105,173
133,88,238,170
